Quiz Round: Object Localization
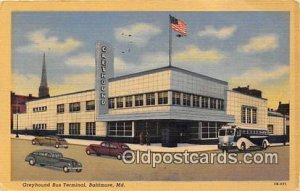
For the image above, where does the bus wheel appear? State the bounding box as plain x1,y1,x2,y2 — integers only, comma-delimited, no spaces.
262,141,268,150
240,142,246,151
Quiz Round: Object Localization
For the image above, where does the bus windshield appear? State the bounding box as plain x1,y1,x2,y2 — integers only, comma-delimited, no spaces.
219,129,226,136
227,129,235,136
219,128,235,136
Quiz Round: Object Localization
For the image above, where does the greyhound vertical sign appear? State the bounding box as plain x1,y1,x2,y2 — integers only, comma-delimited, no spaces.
95,41,114,118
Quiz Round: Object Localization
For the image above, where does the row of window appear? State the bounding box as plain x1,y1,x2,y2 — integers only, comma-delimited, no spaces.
172,92,224,110
57,100,95,114
237,129,268,135
57,122,96,135
108,121,133,137
33,106,47,112
32,123,47,130
109,91,224,110
241,106,257,124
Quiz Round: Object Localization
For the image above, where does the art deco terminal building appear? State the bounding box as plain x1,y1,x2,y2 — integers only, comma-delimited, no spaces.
13,66,288,145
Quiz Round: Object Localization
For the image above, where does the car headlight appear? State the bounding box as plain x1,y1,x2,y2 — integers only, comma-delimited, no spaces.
68,163,71,166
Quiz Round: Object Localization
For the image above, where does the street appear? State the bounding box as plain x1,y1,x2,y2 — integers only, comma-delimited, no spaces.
12,138,289,181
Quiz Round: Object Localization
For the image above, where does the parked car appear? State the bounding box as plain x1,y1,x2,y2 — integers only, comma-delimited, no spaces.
32,136,68,148
25,149,82,173
86,141,131,160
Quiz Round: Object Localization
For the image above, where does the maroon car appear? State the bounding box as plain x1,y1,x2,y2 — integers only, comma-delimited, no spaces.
85,141,131,160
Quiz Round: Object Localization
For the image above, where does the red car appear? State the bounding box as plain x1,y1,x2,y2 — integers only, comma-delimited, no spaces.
85,141,131,160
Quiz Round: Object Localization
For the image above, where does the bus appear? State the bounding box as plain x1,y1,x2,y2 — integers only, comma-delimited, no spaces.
218,125,270,151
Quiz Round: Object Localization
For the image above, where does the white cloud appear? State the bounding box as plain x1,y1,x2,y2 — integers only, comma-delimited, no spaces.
174,45,225,63
229,65,289,87
17,29,82,54
198,25,237,40
12,73,40,96
65,53,94,67
238,34,278,53
229,65,289,108
140,52,168,68
12,72,95,97
114,23,161,46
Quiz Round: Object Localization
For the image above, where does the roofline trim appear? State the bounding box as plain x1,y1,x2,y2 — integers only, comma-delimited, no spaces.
109,66,228,85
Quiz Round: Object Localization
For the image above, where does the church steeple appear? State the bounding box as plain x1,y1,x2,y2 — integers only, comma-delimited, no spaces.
38,53,50,98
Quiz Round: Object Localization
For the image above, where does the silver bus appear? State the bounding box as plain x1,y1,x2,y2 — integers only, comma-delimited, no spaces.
218,125,270,151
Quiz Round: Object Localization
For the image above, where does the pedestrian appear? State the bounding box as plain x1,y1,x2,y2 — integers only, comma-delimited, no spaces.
139,131,145,145
146,131,151,145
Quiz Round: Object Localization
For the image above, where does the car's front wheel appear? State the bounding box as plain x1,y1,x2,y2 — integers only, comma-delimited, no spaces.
76,169,82,173
63,166,69,173
29,159,35,166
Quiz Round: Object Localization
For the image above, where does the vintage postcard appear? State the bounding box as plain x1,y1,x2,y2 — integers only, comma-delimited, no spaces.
0,0,299,190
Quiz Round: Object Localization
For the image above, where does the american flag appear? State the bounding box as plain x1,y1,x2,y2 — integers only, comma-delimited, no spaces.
170,15,187,36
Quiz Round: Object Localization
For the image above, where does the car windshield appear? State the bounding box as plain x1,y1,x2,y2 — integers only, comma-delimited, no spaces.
219,130,226,136
227,129,235,136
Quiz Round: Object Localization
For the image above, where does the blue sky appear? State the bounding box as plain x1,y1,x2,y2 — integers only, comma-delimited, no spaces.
12,12,290,108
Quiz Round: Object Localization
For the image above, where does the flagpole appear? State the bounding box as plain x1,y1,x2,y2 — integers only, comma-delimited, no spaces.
169,15,172,67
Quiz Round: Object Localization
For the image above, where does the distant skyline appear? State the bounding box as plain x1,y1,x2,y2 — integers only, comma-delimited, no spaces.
12,12,290,108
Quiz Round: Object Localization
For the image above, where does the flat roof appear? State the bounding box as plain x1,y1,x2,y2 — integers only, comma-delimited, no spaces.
227,90,268,101
27,66,228,102
109,66,228,85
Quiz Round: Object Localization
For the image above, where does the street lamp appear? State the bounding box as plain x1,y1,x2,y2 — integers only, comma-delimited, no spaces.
15,99,19,138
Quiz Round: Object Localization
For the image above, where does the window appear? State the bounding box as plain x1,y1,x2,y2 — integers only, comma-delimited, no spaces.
57,123,64,134
86,122,96,135
69,123,80,135
218,99,224,110
108,98,115,109
86,100,95,111
193,95,200,107
241,106,257,124
172,92,181,105
125,96,133,107
201,122,220,139
32,124,35,129
108,121,132,137
210,98,217,109
135,94,143,106
146,93,155,105
117,97,123,108
33,106,47,112
201,96,209,108
69,102,80,112
57,104,64,113
158,91,168,104
267,124,274,134
183,93,191,106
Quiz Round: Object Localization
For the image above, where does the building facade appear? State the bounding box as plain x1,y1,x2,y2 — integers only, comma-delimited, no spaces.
14,66,235,144
226,90,268,129
13,66,288,145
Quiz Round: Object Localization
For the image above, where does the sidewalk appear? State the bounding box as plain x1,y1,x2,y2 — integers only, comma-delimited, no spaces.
11,134,217,152
11,134,288,152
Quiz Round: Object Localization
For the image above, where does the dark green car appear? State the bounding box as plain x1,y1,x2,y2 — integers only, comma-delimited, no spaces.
25,149,82,173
